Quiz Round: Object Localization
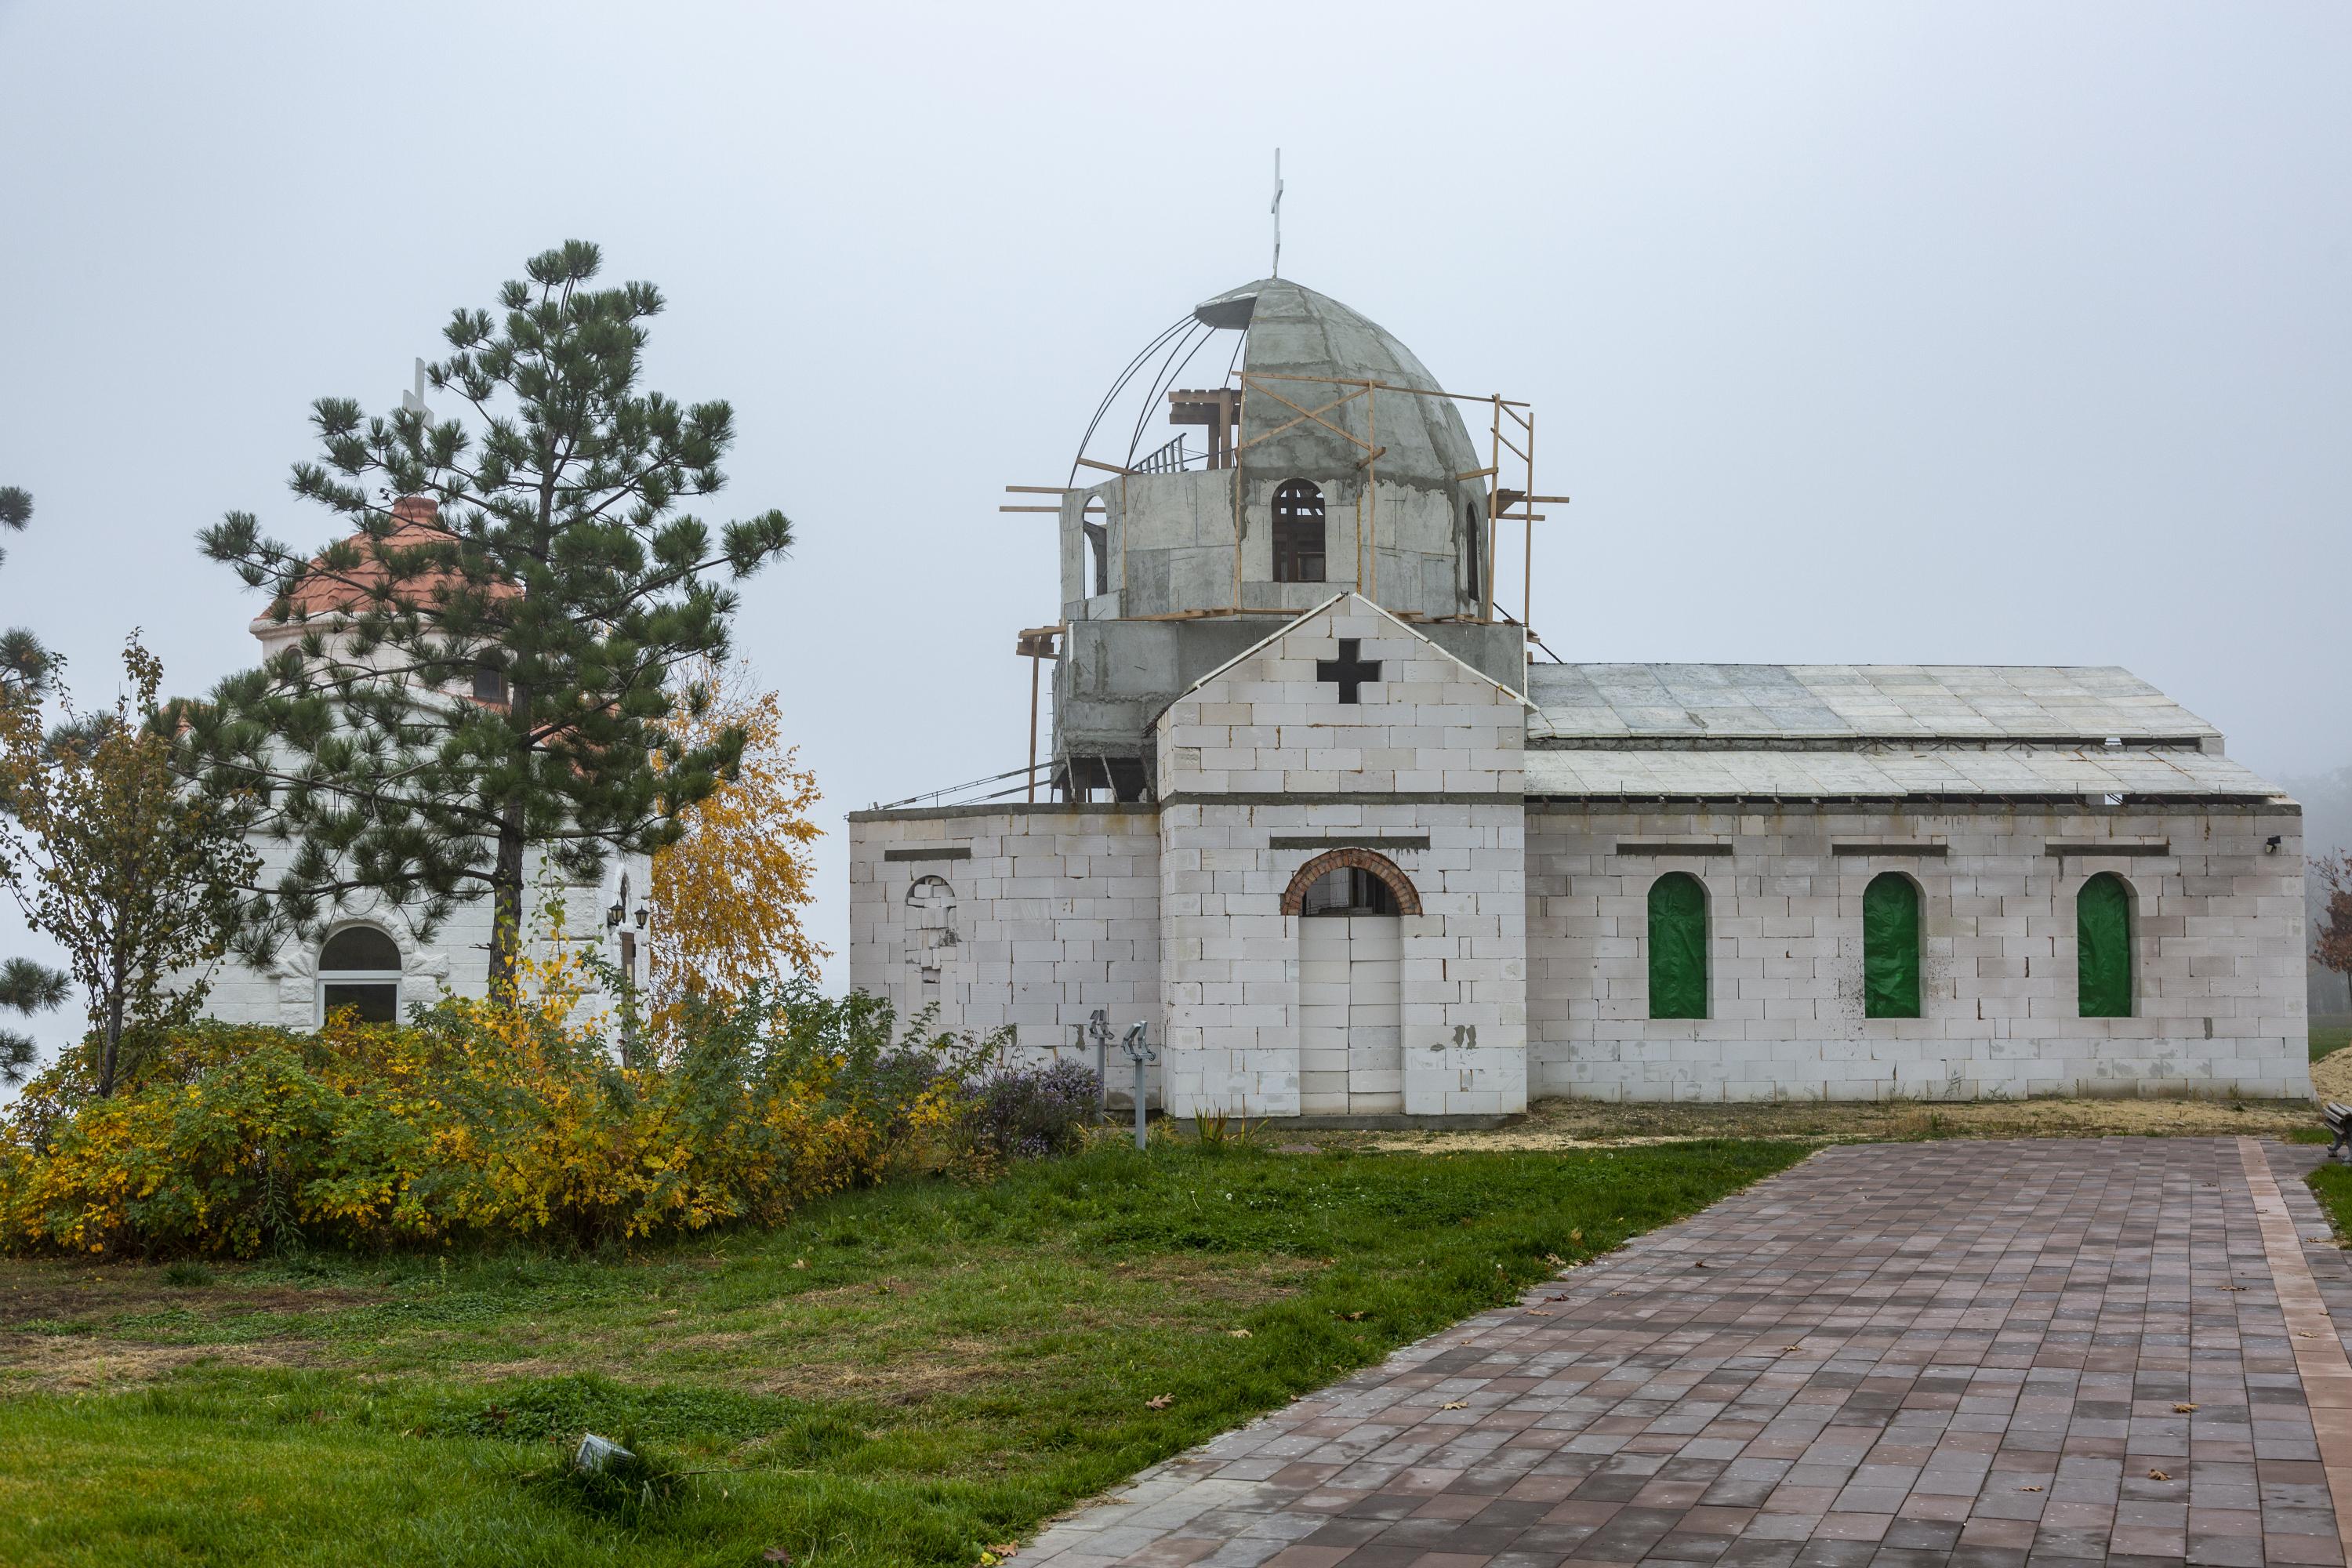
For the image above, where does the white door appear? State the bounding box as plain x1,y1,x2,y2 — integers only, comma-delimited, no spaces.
1345,916,1403,1113
1296,915,1403,1115
1298,919,1351,1113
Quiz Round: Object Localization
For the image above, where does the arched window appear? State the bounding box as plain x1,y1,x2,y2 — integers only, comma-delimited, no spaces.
2077,873,2134,1018
1298,866,1400,917
1272,480,1325,583
1863,873,1922,1019
1083,499,1109,598
1280,848,1421,917
318,924,401,1025
1647,873,1708,1020
1464,503,1483,603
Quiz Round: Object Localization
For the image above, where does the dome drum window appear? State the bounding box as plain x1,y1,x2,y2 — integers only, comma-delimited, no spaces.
1271,480,1325,584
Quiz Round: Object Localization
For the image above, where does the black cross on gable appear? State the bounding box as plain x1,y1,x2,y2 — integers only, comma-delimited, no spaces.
1315,638,1382,705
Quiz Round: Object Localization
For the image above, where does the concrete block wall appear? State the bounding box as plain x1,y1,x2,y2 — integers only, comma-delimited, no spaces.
1061,471,1478,624
1157,799,1526,1118
1153,596,1527,801
1155,594,1530,1117
1525,802,2310,1101
845,804,1162,1083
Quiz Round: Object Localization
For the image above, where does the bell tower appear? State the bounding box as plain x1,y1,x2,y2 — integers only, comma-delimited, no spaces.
1009,278,1555,801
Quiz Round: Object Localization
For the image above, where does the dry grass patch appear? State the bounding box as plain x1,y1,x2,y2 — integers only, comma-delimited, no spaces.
0,1335,329,1394
2311,1047,2352,1104
0,1263,378,1325
1351,1088,2318,1154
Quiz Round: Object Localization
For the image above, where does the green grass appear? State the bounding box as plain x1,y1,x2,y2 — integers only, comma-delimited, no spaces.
2311,1162,2352,1237
2314,1015,2352,1063
0,1138,1802,1566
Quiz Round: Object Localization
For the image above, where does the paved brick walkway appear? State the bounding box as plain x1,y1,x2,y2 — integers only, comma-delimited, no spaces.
1024,1138,2352,1568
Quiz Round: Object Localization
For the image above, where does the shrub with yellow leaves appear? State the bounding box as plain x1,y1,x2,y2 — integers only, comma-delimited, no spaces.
0,931,1052,1258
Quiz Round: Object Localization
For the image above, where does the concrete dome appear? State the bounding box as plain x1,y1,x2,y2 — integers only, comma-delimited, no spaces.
1194,278,1484,500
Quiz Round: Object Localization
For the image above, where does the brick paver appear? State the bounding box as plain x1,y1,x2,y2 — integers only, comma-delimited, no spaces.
1022,1138,2352,1568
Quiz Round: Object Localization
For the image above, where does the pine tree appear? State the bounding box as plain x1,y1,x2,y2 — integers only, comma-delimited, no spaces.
175,242,795,989
0,485,66,1080
0,487,53,700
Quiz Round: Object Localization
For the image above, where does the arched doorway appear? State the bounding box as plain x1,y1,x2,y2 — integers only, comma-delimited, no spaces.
905,875,958,998
1285,850,1417,1116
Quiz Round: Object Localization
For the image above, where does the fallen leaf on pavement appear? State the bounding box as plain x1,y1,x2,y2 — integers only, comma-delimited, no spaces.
1441,1399,1468,1410
2020,1486,2042,1493
2175,1403,2198,1413
2148,1469,2170,1482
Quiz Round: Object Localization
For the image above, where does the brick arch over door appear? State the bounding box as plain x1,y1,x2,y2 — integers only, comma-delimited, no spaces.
1279,848,1422,917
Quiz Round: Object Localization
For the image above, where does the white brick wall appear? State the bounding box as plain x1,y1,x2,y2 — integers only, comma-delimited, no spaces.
1156,798,1528,1117
201,845,648,1029
1526,804,2310,1102
846,804,1162,1088
845,598,2312,1114
1155,595,1530,1118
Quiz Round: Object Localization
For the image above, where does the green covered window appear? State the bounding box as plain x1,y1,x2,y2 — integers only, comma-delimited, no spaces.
2077,873,2134,1018
1647,873,1708,1020
1862,873,1922,1019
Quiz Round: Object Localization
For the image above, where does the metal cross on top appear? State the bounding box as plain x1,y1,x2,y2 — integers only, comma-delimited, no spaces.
1269,148,1283,279
1315,638,1382,705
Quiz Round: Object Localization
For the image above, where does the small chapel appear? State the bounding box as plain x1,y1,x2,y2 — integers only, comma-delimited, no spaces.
848,277,2310,1120
197,496,648,1029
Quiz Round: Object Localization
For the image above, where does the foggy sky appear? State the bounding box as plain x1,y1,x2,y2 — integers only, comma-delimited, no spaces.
2,2,2346,1058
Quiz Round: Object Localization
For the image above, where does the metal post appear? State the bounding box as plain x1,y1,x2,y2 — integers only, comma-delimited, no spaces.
1088,1009,1109,1123
1027,650,1041,803
1120,1020,1155,1152
1133,1052,1148,1149
1523,408,1536,630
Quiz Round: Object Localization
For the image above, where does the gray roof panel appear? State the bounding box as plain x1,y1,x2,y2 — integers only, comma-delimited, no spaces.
1525,746,2286,801
1527,663,2220,743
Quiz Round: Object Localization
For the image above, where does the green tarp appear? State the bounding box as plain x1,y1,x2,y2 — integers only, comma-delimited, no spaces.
1648,873,1708,1019
1863,873,1921,1019
2078,873,2133,1017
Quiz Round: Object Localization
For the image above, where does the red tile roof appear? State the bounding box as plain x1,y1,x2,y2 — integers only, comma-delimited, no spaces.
282,496,521,618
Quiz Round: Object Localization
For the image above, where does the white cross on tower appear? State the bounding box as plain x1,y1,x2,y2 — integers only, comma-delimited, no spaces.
401,358,430,419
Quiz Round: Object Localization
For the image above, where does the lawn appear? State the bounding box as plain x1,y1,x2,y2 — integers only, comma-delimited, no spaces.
0,1138,1802,1567
2314,1015,2352,1063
